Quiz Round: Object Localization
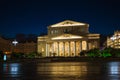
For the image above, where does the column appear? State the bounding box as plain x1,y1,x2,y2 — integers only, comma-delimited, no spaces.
64,42,67,57
46,43,48,56
74,41,76,56
63,42,65,57
49,43,52,56
51,42,54,55
69,41,70,56
80,41,82,52
57,42,59,56
67,42,69,56
86,41,88,50
88,42,90,50
77,41,81,56
47,43,49,56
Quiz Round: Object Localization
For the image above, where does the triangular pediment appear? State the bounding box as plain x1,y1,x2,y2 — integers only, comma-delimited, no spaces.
50,20,87,27
51,34,83,40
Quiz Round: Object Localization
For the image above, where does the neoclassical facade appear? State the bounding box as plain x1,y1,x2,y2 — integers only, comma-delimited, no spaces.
107,31,120,48
38,20,100,57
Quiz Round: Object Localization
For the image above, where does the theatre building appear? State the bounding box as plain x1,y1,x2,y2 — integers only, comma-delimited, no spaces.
37,20,100,57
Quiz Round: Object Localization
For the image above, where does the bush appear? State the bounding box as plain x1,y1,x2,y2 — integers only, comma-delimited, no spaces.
26,52,36,58
11,52,24,59
87,48,100,57
111,48,120,57
100,49,112,58
80,50,87,56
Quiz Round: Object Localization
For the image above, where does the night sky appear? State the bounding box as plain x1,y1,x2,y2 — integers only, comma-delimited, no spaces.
0,0,120,38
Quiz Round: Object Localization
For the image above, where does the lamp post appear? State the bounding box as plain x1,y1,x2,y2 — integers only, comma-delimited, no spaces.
12,40,18,52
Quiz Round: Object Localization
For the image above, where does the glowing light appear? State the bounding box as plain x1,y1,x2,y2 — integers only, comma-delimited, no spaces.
118,36,120,38
107,31,120,48
42,48,44,52
110,36,116,41
88,37,100,39
3,54,7,61
12,40,18,46
10,63,19,75
52,34,83,40
108,62,120,74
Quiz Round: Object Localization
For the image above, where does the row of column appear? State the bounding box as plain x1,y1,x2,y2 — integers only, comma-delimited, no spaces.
46,41,88,57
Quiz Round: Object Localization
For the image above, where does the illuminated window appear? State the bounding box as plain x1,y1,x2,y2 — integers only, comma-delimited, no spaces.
80,28,85,32
51,30,54,34
64,29,69,33
54,30,58,34
42,48,44,52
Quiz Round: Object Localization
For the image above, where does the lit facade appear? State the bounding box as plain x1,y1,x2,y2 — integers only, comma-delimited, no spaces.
107,31,120,48
0,37,11,54
0,36,37,54
11,42,37,53
37,20,100,57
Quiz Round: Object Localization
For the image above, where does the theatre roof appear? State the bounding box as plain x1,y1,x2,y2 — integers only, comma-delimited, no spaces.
49,20,89,27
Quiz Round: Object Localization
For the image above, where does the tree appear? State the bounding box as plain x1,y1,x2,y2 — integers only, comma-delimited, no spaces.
110,48,120,57
100,48,112,58
36,52,42,58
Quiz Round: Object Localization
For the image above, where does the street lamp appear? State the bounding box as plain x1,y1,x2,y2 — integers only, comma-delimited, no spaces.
12,40,18,53
12,40,18,46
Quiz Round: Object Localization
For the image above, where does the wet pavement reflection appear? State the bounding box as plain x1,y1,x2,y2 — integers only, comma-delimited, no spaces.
0,61,120,80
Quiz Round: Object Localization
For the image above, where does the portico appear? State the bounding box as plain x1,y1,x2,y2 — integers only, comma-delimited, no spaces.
46,41,81,57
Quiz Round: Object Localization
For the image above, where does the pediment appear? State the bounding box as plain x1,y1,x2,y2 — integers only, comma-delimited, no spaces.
51,34,83,40
50,20,87,27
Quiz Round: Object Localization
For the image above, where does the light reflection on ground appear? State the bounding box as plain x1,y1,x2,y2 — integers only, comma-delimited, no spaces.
107,62,120,75
0,61,120,80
